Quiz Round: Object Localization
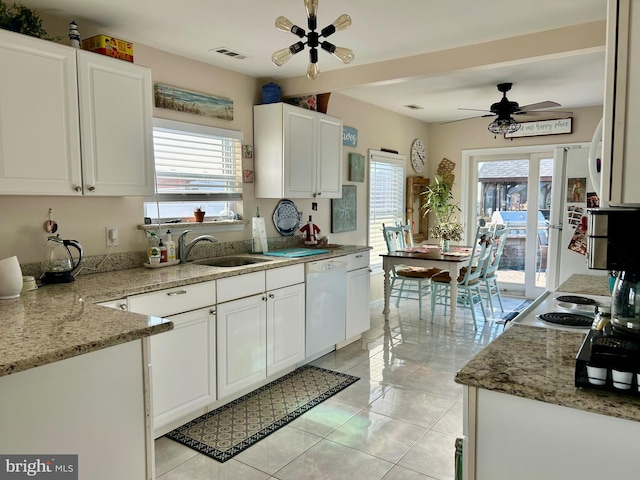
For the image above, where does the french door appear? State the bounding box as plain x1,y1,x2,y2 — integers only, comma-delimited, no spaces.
462,150,555,298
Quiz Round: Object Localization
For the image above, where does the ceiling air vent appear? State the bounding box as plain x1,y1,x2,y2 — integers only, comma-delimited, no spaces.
210,47,249,60
404,104,424,110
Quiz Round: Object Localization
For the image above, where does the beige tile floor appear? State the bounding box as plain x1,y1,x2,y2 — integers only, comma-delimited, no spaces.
155,294,525,480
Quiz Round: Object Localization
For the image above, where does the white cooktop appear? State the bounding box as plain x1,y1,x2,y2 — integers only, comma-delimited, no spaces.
510,290,612,332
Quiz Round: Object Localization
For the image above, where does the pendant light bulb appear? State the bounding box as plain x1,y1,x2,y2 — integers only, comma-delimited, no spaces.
275,16,305,37
320,42,355,64
304,0,318,18
307,62,320,80
272,42,304,66
272,47,294,66
331,14,351,32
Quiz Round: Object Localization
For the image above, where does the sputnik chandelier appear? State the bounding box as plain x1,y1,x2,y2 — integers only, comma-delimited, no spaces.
271,0,354,79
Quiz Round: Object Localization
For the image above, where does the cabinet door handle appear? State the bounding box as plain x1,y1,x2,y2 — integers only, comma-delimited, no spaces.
166,290,187,296
209,308,216,315
87,185,96,192
73,185,82,192
119,303,128,310
269,293,275,299
262,296,268,301
355,254,363,258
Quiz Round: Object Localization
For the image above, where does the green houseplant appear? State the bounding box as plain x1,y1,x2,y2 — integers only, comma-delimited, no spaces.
422,175,463,250
0,1,54,40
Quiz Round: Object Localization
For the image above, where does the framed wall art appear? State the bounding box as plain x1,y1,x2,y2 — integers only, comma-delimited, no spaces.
348,153,365,182
331,185,357,233
154,83,234,120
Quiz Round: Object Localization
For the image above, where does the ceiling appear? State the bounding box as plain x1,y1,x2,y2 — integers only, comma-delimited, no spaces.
20,0,607,123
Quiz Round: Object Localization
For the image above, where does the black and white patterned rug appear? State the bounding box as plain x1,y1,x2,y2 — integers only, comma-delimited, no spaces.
165,365,359,463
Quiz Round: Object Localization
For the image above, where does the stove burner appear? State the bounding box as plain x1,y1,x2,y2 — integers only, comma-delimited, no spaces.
556,295,597,306
538,312,593,327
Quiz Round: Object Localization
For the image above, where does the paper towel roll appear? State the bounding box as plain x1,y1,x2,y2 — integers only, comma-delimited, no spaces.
252,217,268,253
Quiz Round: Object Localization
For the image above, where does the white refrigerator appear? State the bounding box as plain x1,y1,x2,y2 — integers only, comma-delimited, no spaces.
547,146,607,290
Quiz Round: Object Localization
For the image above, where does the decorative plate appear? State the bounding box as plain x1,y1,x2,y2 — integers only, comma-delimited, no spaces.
273,199,302,236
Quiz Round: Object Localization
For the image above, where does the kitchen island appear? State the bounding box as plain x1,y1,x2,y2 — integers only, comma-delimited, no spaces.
455,274,640,480
0,245,368,479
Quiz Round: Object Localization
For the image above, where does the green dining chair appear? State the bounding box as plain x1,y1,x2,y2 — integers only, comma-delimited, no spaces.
480,223,509,316
430,226,494,329
382,223,441,320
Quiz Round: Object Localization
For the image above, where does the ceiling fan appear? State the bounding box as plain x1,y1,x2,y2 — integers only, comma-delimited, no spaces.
446,83,572,135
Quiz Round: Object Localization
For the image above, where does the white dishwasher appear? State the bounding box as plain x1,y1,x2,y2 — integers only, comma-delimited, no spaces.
305,258,347,360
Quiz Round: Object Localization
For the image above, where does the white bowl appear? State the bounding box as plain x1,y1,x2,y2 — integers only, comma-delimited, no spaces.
0,256,23,299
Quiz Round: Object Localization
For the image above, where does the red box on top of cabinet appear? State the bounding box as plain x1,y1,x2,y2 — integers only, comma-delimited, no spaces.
82,35,134,62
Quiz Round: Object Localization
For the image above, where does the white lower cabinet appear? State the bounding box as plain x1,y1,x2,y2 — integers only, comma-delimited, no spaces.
267,283,306,375
346,251,371,339
151,307,216,429
217,264,305,399
127,281,216,432
216,294,268,399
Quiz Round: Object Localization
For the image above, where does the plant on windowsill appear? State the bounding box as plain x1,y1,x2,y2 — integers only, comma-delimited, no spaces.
421,175,463,251
193,205,205,223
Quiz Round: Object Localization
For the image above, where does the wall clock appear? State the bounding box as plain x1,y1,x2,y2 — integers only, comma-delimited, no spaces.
411,139,426,173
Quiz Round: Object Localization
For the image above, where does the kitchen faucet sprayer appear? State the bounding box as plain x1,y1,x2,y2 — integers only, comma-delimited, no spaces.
177,230,218,263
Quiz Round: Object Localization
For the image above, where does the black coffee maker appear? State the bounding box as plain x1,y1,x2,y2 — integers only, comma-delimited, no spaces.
587,207,640,336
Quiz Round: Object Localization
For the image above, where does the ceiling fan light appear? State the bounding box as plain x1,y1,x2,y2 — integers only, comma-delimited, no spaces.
275,16,305,38
487,117,521,135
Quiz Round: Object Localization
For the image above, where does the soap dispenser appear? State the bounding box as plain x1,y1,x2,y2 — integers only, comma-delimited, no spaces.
165,230,176,261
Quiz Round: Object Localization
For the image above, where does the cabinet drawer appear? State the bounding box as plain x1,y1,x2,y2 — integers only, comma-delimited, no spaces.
217,271,265,303
266,264,304,290
347,251,370,271
128,281,216,317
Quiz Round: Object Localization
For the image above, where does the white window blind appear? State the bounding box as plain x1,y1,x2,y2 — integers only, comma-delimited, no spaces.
369,151,406,271
152,118,243,201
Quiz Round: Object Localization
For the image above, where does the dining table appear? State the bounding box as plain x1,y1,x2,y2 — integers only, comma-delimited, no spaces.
381,245,472,331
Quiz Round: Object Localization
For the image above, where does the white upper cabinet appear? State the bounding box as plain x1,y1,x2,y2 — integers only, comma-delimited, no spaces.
77,51,154,196
0,30,82,194
0,29,154,196
254,102,343,199
603,0,640,205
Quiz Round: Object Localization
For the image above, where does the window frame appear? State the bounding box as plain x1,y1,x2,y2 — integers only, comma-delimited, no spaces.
368,149,406,272
145,118,244,223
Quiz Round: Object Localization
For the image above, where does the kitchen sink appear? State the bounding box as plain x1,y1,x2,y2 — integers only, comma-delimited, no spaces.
193,256,273,267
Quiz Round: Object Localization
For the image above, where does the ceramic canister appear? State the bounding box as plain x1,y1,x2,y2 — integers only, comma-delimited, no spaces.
0,256,24,299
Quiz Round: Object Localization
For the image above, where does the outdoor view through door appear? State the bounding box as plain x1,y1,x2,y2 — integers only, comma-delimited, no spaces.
474,155,553,296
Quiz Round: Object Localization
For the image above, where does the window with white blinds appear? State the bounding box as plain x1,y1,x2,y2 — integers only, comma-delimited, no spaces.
369,151,406,272
145,118,243,221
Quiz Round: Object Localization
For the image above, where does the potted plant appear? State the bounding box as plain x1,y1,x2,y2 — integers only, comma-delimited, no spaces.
0,1,56,40
194,205,205,223
422,175,463,251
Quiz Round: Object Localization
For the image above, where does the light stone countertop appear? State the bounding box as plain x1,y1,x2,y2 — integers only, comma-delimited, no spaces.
0,245,369,378
456,273,640,423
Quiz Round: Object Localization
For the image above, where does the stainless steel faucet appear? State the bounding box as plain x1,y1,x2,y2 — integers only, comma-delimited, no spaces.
177,230,218,263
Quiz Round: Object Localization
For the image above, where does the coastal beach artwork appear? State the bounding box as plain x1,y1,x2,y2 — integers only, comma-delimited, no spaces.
154,83,234,120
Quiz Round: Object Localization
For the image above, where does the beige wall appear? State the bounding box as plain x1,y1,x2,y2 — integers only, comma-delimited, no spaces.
427,105,603,206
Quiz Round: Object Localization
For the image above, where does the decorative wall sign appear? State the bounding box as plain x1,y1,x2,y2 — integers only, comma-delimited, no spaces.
348,153,365,182
505,118,572,138
243,170,254,183
154,83,234,120
343,126,358,147
331,185,357,233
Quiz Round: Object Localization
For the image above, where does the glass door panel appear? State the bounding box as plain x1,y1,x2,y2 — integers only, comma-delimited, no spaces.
473,154,553,297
